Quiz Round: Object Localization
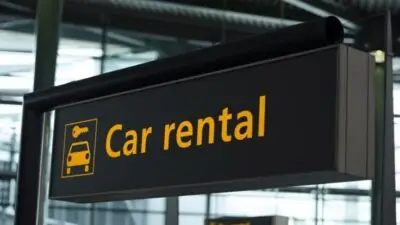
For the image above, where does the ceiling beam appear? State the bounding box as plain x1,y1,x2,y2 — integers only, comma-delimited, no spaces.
160,0,319,22
0,1,34,18
0,171,16,180
292,0,368,22
0,99,22,105
0,0,32,14
283,0,358,30
62,2,257,42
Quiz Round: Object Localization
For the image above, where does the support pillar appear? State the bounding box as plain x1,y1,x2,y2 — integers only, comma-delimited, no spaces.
14,0,63,224
165,197,179,225
371,11,396,225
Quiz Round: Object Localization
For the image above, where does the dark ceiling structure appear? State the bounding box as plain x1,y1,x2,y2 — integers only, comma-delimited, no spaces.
0,0,399,55
0,1,379,37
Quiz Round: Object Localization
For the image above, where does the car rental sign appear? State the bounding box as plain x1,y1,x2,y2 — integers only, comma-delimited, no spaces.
49,45,375,203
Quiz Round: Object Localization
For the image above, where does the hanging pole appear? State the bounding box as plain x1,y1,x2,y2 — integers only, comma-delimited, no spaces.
205,194,211,220
371,10,396,225
14,0,63,224
314,185,319,225
100,16,108,74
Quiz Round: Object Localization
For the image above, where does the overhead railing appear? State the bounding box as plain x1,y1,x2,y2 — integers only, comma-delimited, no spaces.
71,0,301,29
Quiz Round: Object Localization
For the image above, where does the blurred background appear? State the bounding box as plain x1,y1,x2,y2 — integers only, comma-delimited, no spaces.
0,0,400,225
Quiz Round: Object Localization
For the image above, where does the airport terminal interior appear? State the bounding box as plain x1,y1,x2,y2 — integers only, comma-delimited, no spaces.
2,0,400,225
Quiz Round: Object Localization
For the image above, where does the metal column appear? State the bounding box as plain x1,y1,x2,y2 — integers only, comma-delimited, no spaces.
371,11,396,225
205,194,211,220
14,0,63,224
165,197,179,225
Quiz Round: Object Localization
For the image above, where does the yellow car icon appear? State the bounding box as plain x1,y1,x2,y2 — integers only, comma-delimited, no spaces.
66,141,91,175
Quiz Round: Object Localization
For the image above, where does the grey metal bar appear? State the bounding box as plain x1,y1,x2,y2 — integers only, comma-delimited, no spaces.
0,100,22,105
89,204,95,225
100,17,108,74
371,11,396,225
31,0,63,90
314,185,319,225
165,197,179,225
205,194,211,220
0,171,16,180
14,0,63,224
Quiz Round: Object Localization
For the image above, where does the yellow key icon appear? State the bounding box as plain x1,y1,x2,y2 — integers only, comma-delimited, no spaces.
72,125,89,138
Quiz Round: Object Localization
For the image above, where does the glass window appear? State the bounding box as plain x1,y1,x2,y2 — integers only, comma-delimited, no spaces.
179,215,205,225
146,213,165,225
180,195,206,213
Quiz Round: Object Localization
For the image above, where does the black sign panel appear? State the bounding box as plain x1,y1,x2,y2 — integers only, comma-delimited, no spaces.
49,45,374,203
